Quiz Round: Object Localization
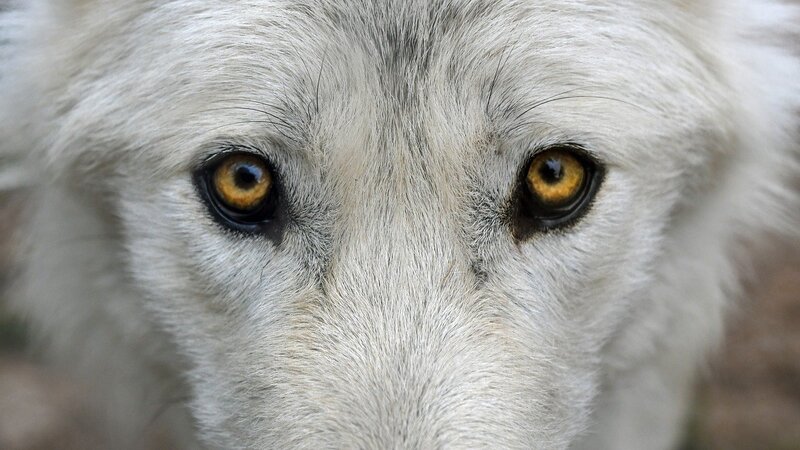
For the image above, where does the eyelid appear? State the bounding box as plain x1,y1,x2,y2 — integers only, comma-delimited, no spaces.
527,142,597,161
197,144,268,168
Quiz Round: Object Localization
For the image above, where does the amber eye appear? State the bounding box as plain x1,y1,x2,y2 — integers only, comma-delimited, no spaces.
526,149,586,207
213,153,272,212
515,145,602,233
198,152,279,230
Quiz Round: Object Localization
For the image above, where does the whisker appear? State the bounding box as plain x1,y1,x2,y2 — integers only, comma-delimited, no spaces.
288,39,315,88
485,36,520,116
200,97,308,142
508,87,598,122
314,46,330,115
205,119,297,142
512,92,651,123
197,105,296,131
206,97,291,113
503,120,562,136
285,40,320,125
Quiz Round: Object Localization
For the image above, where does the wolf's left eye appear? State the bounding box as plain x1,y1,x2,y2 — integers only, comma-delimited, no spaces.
514,145,603,236
196,152,279,232
525,148,590,207
212,154,272,212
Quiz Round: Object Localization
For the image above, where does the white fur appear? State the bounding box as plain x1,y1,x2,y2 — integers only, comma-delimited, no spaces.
1,1,798,448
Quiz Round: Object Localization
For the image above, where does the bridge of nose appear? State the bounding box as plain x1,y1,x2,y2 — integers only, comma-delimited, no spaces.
324,118,475,301
275,69,548,447
300,227,519,449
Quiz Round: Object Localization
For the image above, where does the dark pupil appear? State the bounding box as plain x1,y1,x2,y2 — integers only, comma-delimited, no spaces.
538,158,564,185
233,163,261,189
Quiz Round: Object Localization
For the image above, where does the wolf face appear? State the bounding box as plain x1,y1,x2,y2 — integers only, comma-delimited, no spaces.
1,0,798,448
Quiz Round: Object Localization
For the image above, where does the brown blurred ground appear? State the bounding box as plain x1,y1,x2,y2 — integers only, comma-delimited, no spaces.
686,247,800,450
1,201,799,449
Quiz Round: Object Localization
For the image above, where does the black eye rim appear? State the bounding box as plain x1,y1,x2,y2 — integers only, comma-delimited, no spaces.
513,143,605,236
194,150,282,234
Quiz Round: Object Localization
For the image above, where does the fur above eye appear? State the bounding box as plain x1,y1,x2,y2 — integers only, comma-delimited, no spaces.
514,145,603,236
196,152,279,231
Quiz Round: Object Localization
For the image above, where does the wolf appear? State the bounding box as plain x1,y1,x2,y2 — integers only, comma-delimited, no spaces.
0,0,798,448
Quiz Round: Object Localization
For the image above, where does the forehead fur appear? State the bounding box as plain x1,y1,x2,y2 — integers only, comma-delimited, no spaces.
3,0,734,175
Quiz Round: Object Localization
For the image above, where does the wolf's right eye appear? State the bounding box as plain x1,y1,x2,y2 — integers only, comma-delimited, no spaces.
213,154,272,211
525,148,587,208
512,145,604,238
196,152,279,232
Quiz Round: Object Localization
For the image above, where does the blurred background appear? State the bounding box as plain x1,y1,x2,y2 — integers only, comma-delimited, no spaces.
0,190,798,449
